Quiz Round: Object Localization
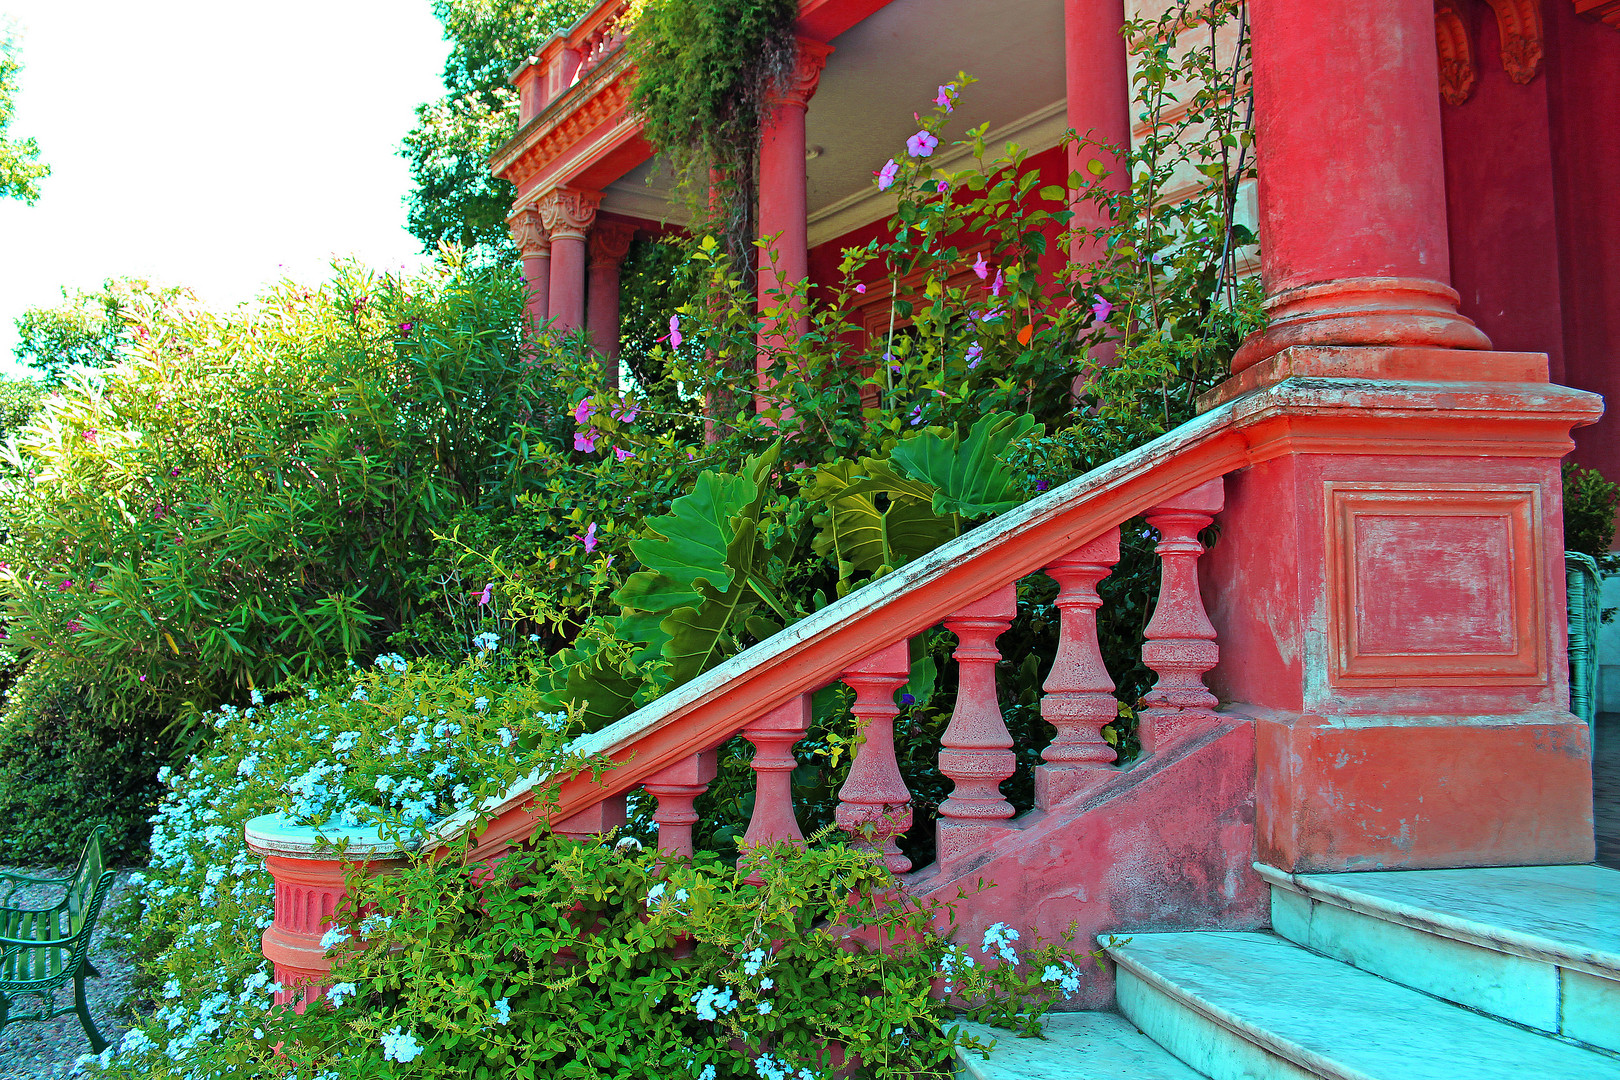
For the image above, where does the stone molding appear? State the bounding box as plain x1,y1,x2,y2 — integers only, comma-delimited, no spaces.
507,205,550,259
1435,0,1480,105
1575,0,1620,27
770,37,834,110
537,186,602,241
1482,0,1545,83
588,219,636,268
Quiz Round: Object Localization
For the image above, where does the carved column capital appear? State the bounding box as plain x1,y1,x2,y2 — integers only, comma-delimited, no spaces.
588,219,636,269
770,37,834,110
1435,0,1479,106
536,186,602,242
1482,0,1545,83
508,206,550,258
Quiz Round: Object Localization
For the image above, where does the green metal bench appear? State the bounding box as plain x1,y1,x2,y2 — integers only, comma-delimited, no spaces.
0,828,116,1053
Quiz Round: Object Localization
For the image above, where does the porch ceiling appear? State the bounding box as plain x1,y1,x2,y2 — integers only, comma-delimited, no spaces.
601,0,1066,243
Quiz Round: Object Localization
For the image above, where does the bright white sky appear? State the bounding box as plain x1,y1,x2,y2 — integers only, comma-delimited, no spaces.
0,1,452,375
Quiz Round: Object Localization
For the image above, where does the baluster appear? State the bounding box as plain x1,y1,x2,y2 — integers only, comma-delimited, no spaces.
1139,477,1225,753
551,793,628,841
644,751,718,859
1036,528,1123,810
937,586,1018,866
836,640,913,873
739,695,812,882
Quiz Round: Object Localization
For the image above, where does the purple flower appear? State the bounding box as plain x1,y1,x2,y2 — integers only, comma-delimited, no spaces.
853,283,866,295
972,252,988,280
901,692,916,706
989,269,1004,297
478,583,493,607
1036,479,1050,492
574,428,599,453
876,158,899,191
1091,295,1115,323
936,180,950,195
667,315,683,350
934,85,956,112
613,445,635,462
610,397,640,424
398,322,414,337
572,398,596,425
965,342,983,369
909,405,923,426
906,130,939,158
578,522,599,553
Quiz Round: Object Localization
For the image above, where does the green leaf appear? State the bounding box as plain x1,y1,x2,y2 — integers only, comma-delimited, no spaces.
805,459,954,580
889,411,1042,519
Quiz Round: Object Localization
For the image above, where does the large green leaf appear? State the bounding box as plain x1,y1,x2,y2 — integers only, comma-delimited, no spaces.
889,411,1042,519
805,459,954,579
614,468,755,612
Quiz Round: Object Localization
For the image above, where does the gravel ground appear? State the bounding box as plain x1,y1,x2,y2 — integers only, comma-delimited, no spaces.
0,867,139,1080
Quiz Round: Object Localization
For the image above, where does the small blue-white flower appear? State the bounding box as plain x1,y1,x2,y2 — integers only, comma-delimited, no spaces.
381,1025,424,1063
492,997,512,1025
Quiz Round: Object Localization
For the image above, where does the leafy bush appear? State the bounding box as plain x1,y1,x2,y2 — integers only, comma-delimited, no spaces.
0,374,42,444
1564,461,1620,574
0,666,165,864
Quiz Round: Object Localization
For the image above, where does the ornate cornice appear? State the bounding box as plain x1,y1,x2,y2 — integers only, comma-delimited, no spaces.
538,186,602,241
1482,0,1545,83
507,206,550,258
1435,0,1479,105
588,220,636,268
1574,0,1620,27
770,38,835,110
492,58,635,191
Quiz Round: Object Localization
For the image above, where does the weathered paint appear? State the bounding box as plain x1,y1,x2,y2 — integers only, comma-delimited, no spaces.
907,719,1266,1010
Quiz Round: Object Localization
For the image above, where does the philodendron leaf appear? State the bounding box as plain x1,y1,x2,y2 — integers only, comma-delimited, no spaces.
805,459,954,580
614,469,755,612
660,580,760,687
889,411,1043,519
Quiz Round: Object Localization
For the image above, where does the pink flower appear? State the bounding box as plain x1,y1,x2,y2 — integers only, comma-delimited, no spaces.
81,429,97,444
56,579,72,592
610,397,640,423
989,269,1004,297
909,405,923,425
398,322,414,336
572,398,596,425
613,445,635,462
936,180,950,195
972,252,988,280
965,342,983,369
1091,295,1115,323
169,468,180,477
853,283,866,295
934,84,956,112
667,315,683,350
578,522,599,553
65,620,83,633
876,159,899,191
574,428,599,453
906,130,939,158
478,583,493,606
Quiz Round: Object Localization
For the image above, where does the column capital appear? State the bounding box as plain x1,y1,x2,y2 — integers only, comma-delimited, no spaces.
770,37,834,110
508,206,550,259
588,219,636,269
536,186,601,242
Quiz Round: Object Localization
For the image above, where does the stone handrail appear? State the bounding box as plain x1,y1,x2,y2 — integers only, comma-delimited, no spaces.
246,373,1598,1001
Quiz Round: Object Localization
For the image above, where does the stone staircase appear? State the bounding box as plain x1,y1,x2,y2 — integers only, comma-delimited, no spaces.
959,862,1620,1079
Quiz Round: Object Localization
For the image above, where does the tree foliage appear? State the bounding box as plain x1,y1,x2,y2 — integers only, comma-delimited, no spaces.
401,1,591,256
10,278,177,386
0,31,48,205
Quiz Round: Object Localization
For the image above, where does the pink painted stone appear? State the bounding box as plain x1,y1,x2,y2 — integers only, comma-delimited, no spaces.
1139,478,1225,753
551,792,627,841
1037,527,1122,809
644,750,718,858
741,695,813,882
937,585,1018,868
836,639,914,873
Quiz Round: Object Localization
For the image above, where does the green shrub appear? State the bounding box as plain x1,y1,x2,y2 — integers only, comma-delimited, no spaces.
0,374,43,444
1564,461,1620,573
0,664,165,864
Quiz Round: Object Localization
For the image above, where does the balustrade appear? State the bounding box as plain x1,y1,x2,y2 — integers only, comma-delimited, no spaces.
251,473,1232,990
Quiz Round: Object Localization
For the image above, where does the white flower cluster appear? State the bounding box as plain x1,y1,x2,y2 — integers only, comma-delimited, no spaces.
690,984,738,1021
381,1025,425,1063
937,943,977,992
982,922,1021,965
753,1052,819,1080
1040,961,1083,998
473,631,499,653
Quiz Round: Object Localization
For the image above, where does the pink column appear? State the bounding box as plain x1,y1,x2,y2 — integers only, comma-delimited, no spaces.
587,220,636,386
538,187,601,334
509,206,551,328
755,38,833,409
1138,478,1224,753
1233,0,1491,372
937,585,1018,871
1036,528,1122,810
1064,0,1130,270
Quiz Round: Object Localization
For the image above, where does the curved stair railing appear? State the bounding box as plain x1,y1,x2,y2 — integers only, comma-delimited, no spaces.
246,381,1312,1006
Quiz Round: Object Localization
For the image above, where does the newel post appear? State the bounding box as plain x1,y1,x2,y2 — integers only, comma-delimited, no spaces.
1139,478,1225,753
1037,527,1123,810
837,640,914,873
245,815,409,1012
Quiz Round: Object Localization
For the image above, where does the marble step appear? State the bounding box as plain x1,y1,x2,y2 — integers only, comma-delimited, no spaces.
1106,930,1620,1080
955,1012,1208,1080
1257,862,1620,1053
